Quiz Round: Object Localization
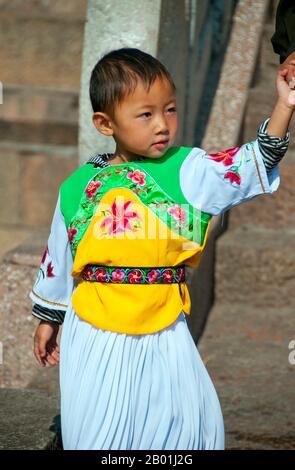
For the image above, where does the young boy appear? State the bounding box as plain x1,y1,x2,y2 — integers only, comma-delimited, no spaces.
30,49,294,450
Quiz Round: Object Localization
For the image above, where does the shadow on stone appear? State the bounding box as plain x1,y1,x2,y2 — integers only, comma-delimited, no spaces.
44,415,63,450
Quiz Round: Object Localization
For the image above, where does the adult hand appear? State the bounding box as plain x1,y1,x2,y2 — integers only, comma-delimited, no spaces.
280,51,295,89
276,68,295,109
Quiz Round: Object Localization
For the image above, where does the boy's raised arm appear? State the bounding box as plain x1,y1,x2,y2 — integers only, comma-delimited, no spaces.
179,67,295,217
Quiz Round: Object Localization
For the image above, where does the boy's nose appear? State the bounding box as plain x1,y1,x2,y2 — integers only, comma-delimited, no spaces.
155,116,169,134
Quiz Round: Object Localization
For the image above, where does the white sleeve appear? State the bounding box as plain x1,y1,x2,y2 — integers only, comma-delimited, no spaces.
179,139,280,215
29,191,74,313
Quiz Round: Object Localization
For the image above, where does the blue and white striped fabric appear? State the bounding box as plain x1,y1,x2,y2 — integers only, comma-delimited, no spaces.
257,117,290,172
32,303,65,324
60,302,225,450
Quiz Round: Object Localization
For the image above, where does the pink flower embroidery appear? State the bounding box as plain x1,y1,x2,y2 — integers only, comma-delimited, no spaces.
168,205,187,223
127,170,146,186
95,268,108,282
86,180,102,199
147,269,160,283
46,261,55,278
128,270,143,283
41,244,49,264
177,268,184,282
224,170,241,186
100,199,141,235
68,227,78,244
112,269,125,282
206,146,241,166
162,269,174,283
85,266,93,279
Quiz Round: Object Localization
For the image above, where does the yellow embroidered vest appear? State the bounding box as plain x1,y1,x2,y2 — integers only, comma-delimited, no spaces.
60,147,212,334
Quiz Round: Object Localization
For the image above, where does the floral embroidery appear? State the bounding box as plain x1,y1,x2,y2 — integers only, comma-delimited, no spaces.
86,180,102,199
68,227,78,244
37,245,56,281
177,268,184,282
46,261,55,278
167,205,187,223
224,170,241,185
100,199,142,236
206,146,241,166
147,269,160,283
95,268,108,282
81,264,185,284
127,170,146,186
128,269,143,283
41,244,49,264
162,269,175,283
205,145,252,187
112,269,126,282
68,164,212,257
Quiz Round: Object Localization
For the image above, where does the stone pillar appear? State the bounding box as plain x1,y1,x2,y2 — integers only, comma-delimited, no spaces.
79,0,162,163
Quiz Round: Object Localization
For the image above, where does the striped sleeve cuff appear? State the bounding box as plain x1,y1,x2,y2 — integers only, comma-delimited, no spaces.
257,117,290,173
32,303,65,324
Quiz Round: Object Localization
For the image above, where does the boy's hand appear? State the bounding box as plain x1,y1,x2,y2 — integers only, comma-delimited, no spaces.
34,320,60,367
276,68,295,109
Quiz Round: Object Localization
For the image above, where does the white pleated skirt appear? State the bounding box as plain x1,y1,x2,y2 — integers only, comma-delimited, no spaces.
60,301,225,450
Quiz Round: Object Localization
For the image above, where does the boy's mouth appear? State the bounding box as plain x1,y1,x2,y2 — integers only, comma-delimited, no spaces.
152,140,169,150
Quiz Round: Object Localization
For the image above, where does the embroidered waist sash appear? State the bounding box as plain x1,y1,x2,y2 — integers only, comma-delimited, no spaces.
81,265,185,284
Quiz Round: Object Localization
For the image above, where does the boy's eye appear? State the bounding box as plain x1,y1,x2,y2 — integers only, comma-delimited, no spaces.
138,112,152,118
137,107,176,118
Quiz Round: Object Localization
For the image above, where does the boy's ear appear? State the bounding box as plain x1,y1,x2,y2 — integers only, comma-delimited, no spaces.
92,112,114,136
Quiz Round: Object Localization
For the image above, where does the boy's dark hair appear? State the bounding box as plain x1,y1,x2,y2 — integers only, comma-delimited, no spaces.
89,48,176,118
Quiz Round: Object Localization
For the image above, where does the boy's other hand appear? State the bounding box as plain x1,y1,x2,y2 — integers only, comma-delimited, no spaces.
280,51,295,89
34,320,60,367
276,68,295,109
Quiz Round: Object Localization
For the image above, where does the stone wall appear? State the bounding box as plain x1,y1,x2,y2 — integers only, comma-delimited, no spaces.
0,0,87,89
0,0,86,237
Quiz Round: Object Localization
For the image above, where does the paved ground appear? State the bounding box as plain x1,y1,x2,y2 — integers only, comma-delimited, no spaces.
198,301,295,450
0,388,60,450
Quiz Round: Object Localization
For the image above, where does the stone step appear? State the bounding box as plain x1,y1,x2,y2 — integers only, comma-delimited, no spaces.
0,0,87,20
0,4,86,89
0,141,78,228
0,234,65,392
0,120,77,146
214,225,295,307
198,300,295,449
0,388,60,449
0,85,78,145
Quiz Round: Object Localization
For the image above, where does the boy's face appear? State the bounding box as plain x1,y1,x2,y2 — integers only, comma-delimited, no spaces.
95,76,178,160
